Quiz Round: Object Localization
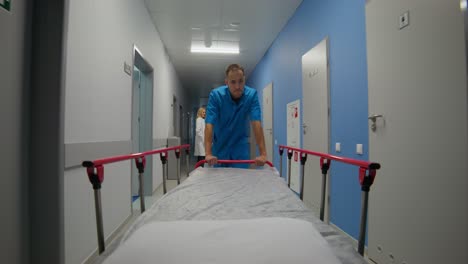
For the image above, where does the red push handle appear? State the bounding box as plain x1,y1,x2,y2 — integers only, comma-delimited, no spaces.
195,159,274,169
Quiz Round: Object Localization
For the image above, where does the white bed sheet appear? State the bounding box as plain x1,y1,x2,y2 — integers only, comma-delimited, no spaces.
104,217,341,264
96,167,366,264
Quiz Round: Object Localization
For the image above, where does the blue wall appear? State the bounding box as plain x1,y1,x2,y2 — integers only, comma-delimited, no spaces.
247,0,369,240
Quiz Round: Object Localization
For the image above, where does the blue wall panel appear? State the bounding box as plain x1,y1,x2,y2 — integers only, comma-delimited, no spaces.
247,0,369,240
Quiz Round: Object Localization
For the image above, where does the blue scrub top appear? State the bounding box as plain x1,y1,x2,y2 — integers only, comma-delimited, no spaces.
205,85,261,168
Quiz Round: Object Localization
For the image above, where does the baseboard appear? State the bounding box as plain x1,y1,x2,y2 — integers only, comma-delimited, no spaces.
82,213,134,264
329,222,375,263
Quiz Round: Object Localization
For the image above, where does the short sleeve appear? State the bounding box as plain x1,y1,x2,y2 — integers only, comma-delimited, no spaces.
205,91,218,125
249,90,261,121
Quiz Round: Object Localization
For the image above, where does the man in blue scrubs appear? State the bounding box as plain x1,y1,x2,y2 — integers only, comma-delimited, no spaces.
204,64,267,168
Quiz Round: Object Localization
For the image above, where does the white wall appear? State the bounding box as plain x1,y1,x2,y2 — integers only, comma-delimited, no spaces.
0,1,30,263
63,0,186,263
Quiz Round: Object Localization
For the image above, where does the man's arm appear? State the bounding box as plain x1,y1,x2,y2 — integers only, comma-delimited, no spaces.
251,121,267,166
204,123,217,165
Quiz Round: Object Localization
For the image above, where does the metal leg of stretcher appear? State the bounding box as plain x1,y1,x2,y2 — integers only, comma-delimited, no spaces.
319,158,330,222
163,164,167,194
279,148,284,178
357,167,375,256
299,164,304,199
85,166,106,254
175,149,181,185
287,149,293,187
93,189,105,254
138,172,145,212
165,161,168,191
299,153,307,200
177,158,180,185
186,149,190,177
135,157,146,213
358,190,369,256
160,152,167,194
279,155,283,178
320,173,326,221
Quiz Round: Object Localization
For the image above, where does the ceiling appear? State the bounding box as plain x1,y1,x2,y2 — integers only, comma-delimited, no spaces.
144,0,303,99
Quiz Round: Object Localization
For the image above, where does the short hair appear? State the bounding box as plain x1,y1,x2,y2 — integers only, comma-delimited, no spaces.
225,64,245,77
197,107,205,118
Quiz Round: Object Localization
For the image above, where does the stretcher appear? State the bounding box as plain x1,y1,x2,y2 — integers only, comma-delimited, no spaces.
82,145,380,264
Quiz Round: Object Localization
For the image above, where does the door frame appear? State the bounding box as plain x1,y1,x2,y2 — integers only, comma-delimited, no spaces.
131,45,154,203
262,82,274,163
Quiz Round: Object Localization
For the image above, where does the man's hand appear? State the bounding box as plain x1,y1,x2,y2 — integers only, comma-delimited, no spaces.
255,155,267,166
205,154,218,166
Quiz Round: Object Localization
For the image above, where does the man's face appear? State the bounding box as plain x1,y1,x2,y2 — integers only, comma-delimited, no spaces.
225,69,245,100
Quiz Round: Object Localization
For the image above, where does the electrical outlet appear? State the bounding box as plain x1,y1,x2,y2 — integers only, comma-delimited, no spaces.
399,11,409,30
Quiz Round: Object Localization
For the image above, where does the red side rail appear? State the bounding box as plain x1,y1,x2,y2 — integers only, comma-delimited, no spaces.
195,159,274,169
81,144,190,254
279,144,380,256
82,144,190,168
279,145,380,170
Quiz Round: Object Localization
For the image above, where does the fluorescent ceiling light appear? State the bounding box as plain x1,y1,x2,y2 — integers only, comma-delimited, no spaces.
191,47,239,54
191,40,239,54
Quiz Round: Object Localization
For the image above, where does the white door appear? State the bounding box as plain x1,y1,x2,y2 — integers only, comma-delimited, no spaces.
287,100,301,193
262,83,273,162
302,37,330,218
366,1,467,263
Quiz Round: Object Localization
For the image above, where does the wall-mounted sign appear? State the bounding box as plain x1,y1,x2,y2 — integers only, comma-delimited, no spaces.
0,0,11,12
124,61,132,76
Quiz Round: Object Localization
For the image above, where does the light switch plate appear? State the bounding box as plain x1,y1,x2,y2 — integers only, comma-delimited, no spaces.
399,11,409,30
335,142,341,152
356,144,363,155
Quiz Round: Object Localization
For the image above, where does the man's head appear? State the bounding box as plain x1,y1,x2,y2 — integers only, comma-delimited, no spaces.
225,64,245,100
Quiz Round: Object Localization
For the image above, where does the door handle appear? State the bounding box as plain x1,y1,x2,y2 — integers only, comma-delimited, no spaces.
368,114,383,132
368,114,383,122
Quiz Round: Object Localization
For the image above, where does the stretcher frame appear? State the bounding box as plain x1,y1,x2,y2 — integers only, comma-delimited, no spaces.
82,144,190,253
82,144,380,258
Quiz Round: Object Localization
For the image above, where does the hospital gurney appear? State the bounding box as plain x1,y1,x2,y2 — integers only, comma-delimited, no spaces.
82,145,380,264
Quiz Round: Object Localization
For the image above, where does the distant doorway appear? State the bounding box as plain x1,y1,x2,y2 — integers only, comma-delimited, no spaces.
262,83,274,163
131,46,154,199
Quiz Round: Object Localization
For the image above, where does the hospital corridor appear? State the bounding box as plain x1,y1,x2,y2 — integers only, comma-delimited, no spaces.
1,0,468,264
